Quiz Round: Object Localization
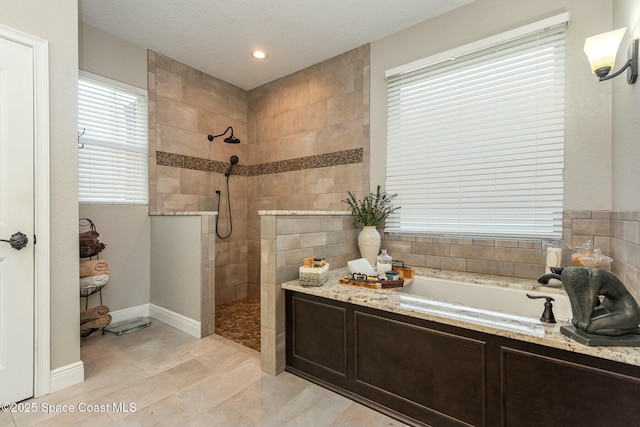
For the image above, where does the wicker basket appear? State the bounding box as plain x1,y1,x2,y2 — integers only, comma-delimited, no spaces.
299,263,330,286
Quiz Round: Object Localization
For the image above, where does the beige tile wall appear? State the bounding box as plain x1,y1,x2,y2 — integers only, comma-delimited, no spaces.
148,46,369,306
148,50,249,305
381,210,619,282
611,211,640,302
260,214,358,375
247,45,370,299
381,233,547,279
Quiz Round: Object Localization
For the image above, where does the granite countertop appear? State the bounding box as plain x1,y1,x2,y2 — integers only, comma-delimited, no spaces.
282,267,640,368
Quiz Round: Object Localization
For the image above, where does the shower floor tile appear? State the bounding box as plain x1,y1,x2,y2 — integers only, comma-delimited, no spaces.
215,297,261,351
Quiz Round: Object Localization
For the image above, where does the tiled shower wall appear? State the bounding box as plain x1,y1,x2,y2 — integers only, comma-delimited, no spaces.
246,45,371,299
148,51,249,304
148,46,370,305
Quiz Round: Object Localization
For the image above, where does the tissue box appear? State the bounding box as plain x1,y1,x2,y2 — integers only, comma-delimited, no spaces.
299,263,330,286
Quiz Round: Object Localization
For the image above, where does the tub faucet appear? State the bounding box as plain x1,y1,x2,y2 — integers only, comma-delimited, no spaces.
526,294,556,323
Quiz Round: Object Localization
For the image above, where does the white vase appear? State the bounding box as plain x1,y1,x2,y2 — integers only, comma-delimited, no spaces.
358,226,381,266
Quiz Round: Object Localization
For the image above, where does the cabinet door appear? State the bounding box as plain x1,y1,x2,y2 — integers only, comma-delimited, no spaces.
354,311,487,427
287,294,349,385
501,347,640,427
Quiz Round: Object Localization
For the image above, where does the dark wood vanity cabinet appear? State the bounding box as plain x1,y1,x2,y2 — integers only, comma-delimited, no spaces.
286,290,640,427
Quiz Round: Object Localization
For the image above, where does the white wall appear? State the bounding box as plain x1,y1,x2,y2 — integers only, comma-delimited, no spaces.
370,0,614,211
150,216,201,321
79,206,151,312
78,23,151,315
0,0,80,370
78,22,148,89
612,0,640,211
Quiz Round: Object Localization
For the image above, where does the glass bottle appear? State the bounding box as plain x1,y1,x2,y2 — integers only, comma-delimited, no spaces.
376,249,393,276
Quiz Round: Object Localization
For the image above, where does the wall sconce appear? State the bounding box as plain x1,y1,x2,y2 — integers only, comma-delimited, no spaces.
584,27,638,84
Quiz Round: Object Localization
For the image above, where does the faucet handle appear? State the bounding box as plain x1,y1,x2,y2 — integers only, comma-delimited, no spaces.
526,294,557,324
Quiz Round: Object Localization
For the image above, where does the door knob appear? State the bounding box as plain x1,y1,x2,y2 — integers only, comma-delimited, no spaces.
0,232,28,250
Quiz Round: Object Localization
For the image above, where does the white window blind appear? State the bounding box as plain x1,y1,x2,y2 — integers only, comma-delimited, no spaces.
385,17,566,239
78,72,148,204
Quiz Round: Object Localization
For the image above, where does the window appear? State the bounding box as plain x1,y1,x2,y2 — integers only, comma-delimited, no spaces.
385,14,568,239
78,72,148,204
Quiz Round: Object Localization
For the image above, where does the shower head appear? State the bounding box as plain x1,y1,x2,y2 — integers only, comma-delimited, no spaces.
225,155,239,177
207,126,241,144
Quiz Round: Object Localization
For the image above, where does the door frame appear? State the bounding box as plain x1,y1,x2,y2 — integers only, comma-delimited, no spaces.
0,24,51,398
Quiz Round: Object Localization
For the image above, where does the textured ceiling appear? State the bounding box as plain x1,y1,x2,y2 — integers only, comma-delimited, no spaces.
78,0,473,90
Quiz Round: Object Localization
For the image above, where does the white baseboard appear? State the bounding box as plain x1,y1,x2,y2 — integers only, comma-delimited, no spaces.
149,304,201,338
109,304,150,324
50,361,84,393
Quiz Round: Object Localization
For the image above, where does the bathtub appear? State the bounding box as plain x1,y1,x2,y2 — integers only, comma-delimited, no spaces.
396,275,572,328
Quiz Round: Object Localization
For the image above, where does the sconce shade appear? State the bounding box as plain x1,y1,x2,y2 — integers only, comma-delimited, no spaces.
584,27,627,77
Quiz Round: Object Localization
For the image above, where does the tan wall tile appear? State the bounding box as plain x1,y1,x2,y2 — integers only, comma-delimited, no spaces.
309,63,355,103
155,68,183,101
382,239,412,254
472,239,495,247
450,244,495,260
276,234,300,251
279,80,310,113
162,193,214,212
302,167,335,194
249,139,278,165
327,92,363,126
277,131,317,161
316,120,364,154
181,168,211,195
157,165,181,193
300,232,327,248
282,248,310,267
621,220,640,245
572,218,611,236
333,163,364,194
401,253,427,267
290,218,324,233
565,210,593,219
279,101,327,135
466,259,514,276
156,96,199,132
495,247,543,264
183,78,229,116
158,125,209,159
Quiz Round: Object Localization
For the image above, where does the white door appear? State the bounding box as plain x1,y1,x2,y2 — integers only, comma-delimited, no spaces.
0,35,35,403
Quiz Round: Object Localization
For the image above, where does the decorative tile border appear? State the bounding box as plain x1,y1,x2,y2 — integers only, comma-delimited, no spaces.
156,148,363,176
156,151,238,175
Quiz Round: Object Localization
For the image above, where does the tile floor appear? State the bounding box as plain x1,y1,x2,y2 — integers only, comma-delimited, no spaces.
215,298,261,352
1,320,408,427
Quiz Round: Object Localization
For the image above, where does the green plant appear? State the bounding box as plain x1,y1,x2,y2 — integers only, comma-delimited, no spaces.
343,185,400,226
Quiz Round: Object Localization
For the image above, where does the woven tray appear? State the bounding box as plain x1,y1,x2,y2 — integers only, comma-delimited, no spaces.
299,263,330,286
339,277,405,289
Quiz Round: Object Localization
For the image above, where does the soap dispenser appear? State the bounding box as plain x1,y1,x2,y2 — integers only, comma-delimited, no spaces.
377,249,393,276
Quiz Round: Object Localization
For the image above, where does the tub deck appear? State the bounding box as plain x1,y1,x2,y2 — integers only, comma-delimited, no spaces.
282,267,640,368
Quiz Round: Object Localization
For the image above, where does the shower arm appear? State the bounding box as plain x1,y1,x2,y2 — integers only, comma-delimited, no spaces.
207,127,240,143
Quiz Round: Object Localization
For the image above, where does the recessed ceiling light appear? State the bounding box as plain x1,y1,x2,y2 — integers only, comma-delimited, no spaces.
251,49,268,60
